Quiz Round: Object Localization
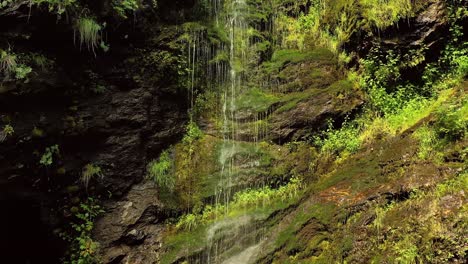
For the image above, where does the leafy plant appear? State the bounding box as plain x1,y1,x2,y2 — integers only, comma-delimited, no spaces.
61,197,104,264
147,149,175,191
14,64,32,79
81,163,104,190
314,119,361,155
39,144,60,166
182,121,203,146
112,0,139,19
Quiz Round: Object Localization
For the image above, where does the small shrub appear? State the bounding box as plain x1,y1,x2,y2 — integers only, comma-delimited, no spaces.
147,149,175,191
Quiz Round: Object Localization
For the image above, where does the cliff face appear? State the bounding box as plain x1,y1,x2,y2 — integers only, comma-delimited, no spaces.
1,0,466,263
0,1,195,262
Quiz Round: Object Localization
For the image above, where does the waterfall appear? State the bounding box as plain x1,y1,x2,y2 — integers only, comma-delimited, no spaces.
168,0,269,263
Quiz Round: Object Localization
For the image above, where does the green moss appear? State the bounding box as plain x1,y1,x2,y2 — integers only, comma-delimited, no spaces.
235,88,279,113
162,178,304,264
263,48,335,74
275,87,324,113
275,203,336,249
161,225,208,264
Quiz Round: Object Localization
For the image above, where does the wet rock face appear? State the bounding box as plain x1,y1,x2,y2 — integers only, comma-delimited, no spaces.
93,181,167,263
0,2,193,262
77,85,188,196
0,63,188,262
269,87,364,144
381,0,448,49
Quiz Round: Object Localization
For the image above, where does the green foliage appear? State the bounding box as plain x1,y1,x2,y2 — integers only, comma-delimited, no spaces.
175,213,198,231
435,172,468,197
147,149,175,191
430,2,468,82
413,126,438,160
182,121,203,146
3,124,13,136
32,0,77,15
360,47,429,115
434,98,468,141
393,237,419,264
40,144,60,166
0,0,13,8
14,64,32,79
274,0,423,55
314,119,361,155
263,48,334,74
0,49,16,79
0,49,31,81
81,163,104,190
1,124,14,142
360,0,417,30
74,17,103,55
30,53,53,71
112,0,139,19
61,197,104,264
175,177,303,231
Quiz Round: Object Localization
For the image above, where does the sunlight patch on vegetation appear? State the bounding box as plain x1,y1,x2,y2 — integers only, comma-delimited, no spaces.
175,177,303,231
274,0,424,56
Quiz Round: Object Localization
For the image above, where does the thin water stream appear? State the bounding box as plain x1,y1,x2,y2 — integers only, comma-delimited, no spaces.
179,0,268,262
